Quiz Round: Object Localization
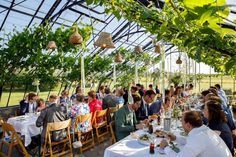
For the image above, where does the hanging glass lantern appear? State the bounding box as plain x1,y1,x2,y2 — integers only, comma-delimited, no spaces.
114,52,123,63
176,57,182,64
134,45,143,54
154,44,161,54
69,26,83,45
47,41,57,49
94,32,115,48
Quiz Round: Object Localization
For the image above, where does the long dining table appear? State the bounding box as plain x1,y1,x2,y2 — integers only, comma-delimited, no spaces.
7,113,41,146
104,123,185,157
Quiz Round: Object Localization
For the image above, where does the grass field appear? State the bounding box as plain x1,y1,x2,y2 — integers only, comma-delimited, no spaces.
0,76,235,107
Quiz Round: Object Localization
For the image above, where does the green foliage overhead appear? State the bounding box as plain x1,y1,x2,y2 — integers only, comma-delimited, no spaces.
86,0,236,77
0,24,92,89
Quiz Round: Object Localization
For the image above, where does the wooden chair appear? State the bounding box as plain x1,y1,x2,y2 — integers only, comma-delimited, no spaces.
107,106,119,124
109,121,116,144
0,121,30,157
42,119,72,157
75,113,95,153
92,109,109,144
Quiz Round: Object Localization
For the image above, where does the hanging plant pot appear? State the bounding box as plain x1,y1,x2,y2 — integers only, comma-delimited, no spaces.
176,57,182,64
94,32,115,48
47,41,57,49
154,44,161,54
134,45,143,54
69,27,83,45
114,52,123,63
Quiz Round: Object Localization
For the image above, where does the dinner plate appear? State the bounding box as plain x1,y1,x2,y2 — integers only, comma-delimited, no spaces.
138,134,155,146
138,138,151,146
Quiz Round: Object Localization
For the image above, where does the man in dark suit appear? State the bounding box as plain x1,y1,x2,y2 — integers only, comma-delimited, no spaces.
36,94,68,144
136,84,144,97
135,90,156,121
19,92,38,115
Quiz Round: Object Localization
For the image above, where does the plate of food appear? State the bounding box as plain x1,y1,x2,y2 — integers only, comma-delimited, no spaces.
154,130,166,138
138,134,154,145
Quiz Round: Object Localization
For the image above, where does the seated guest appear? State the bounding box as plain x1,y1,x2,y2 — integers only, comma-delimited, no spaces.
70,86,82,102
155,85,160,94
188,84,194,96
115,93,144,141
163,97,172,112
169,85,175,97
149,97,162,115
160,111,232,157
36,94,67,144
88,90,102,123
172,86,183,102
68,94,91,133
203,100,234,155
102,88,118,109
60,90,70,106
148,84,155,93
96,85,106,100
116,88,125,105
207,95,236,132
135,90,156,121
20,92,38,115
36,98,46,112
136,84,144,97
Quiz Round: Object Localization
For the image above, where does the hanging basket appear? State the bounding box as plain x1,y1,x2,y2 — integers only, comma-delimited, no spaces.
114,52,123,63
176,57,182,64
154,44,161,54
94,32,115,48
69,27,83,45
134,46,143,54
47,41,57,49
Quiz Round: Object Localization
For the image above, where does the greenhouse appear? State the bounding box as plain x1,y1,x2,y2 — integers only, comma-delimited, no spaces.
0,0,236,156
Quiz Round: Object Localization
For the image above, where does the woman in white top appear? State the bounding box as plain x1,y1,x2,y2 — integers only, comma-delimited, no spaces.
160,111,232,157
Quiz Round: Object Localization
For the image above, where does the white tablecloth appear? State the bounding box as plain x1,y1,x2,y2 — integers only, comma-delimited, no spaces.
7,114,41,146
104,126,183,157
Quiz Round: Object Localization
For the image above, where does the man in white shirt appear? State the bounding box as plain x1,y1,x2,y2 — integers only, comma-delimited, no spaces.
160,111,232,157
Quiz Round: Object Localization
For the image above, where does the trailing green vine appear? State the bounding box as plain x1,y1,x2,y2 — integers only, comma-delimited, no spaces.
86,0,236,77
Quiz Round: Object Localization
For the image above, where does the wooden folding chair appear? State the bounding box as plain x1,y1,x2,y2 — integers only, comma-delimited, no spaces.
109,121,116,144
92,109,109,144
75,113,95,153
42,119,72,157
107,106,119,124
0,121,30,157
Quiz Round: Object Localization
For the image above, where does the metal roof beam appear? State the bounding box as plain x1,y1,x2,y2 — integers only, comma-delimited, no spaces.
27,0,45,28
69,8,106,23
40,0,63,25
0,0,15,31
0,4,71,27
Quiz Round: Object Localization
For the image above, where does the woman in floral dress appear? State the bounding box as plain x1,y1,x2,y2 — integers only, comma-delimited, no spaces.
68,94,91,133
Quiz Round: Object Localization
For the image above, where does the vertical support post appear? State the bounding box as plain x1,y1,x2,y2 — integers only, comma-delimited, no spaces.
221,75,223,87
113,63,116,89
135,62,138,84
146,71,148,89
81,54,85,94
194,60,197,93
209,67,212,87
198,63,201,92
161,43,165,102
6,82,13,107
185,55,188,90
